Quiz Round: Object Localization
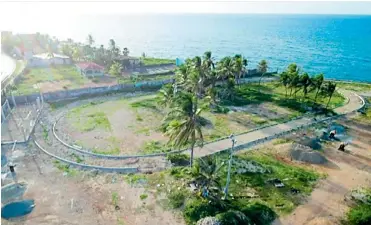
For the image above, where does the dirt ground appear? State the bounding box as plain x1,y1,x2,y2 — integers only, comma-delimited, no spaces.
272,119,371,225
1,143,184,225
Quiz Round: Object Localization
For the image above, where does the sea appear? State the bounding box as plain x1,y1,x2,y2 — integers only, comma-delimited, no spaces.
8,14,371,82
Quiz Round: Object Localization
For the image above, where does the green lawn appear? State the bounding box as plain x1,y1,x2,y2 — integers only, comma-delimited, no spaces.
118,73,174,84
335,81,371,92
14,65,89,95
140,57,175,66
229,82,345,111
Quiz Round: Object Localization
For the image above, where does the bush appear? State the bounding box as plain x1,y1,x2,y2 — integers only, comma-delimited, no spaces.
241,202,276,225
168,189,186,209
167,153,190,166
346,204,371,225
140,194,148,200
216,210,251,225
184,198,221,225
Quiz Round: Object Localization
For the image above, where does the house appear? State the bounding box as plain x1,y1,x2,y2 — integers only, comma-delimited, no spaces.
28,53,71,67
114,55,141,71
76,62,105,77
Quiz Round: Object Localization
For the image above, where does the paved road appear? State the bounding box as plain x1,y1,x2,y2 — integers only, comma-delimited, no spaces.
194,89,364,157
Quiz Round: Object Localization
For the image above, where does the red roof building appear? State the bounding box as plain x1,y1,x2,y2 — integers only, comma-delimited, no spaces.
76,62,105,77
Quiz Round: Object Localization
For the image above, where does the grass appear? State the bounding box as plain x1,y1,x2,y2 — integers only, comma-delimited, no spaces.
67,103,111,132
355,103,371,124
53,160,79,176
140,194,148,200
141,140,169,154
14,65,90,95
335,81,371,92
112,192,119,206
118,74,174,84
140,57,175,66
272,138,292,145
92,147,120,155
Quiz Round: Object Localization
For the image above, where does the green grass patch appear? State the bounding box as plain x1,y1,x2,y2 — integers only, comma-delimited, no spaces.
140,57,175,66
68,105,111,132
142,140,169,154
14,65,89,95
335,81,371,92
112,192,119,206
355,107,371,124
70,153,84,163
53,160,79,176
272,138,292,145
140,194,148,200
135,127,150,136
92,147,120,155
130,98,159,110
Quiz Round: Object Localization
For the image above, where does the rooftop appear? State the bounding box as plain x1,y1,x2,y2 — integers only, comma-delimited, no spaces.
76,62,105,71
33,53,70,60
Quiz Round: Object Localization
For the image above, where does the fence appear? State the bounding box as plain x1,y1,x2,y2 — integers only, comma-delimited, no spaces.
1,92,44,144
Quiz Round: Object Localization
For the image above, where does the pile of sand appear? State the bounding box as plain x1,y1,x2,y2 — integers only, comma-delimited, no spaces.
290,144,328,164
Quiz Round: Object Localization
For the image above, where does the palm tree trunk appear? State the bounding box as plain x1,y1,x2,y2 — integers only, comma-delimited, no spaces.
314,88,320,102
190,133,196,167
326,94,333,108
259,73,265,85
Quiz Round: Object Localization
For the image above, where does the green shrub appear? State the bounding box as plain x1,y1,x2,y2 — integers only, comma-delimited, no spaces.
216,210,251,225
346,204,371,225
183,198,221,225
241,202,276,225
168,189,186,209
140,194,148,200
212,105,230,114
167,153,190,166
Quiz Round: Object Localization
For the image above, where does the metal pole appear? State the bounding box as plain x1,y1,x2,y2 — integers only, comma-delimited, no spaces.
224,134,236,199
11,93,17,108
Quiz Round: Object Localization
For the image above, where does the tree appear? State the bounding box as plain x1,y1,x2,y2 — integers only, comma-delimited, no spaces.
86,34,95,47
165,91,204,167
108,39,116,52
61,44,73,58
72,46,83,62
158,83,175,107
258,60,268,85
312,73,324,102
109,62,122,77
322,81,337,108
300,73,312,100
122,47,130,56
192,156,223,199
233,55,246,86
279,72,290,97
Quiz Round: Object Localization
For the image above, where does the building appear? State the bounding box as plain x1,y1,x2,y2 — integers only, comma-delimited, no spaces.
114,55,141,71
28,53,71,67
76,62,105,77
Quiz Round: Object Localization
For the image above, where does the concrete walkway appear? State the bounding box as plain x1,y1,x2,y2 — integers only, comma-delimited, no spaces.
194,89,364,157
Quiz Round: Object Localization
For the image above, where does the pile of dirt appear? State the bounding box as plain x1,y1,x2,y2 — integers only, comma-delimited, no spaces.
290,144,328,164
298,136,322,150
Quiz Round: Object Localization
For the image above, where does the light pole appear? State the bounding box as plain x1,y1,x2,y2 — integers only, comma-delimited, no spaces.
224,134,237,199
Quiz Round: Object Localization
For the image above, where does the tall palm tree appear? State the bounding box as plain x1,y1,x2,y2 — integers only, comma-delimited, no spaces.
108,39,116,52
258,60,268,85
158,83,174,107
322,81,337,108
312,73,324,102
165,91,204,167
233,55,244,86
122,47,130,56
300,73,312,100
280,72,290,97
87,34,94,47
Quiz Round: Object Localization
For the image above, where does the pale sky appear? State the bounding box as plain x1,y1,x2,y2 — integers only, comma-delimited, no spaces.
1,1,371,32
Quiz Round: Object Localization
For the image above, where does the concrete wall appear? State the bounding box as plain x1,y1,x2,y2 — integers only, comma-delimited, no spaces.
9,79,173,104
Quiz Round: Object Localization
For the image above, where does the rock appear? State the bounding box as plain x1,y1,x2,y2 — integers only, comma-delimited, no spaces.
196,217,221,225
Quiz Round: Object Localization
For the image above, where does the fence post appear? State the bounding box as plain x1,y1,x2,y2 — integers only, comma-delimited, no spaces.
11,93,17,108
1,107,6,122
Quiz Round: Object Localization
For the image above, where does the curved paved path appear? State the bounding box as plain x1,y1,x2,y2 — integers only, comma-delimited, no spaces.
194,89,364,157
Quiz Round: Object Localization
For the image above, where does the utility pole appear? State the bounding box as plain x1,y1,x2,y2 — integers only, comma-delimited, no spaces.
224,134,237,199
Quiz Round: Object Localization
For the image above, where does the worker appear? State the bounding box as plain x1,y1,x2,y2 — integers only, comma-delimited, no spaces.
9,162,18,184
329,130,336,139
338,142,347,151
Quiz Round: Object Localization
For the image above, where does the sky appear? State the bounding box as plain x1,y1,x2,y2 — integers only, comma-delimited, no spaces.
0,1,371,33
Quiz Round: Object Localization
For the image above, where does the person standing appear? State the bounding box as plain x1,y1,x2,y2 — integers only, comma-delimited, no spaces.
9,162,18,184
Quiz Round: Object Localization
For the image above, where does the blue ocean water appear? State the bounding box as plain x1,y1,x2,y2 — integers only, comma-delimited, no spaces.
46,14,371,82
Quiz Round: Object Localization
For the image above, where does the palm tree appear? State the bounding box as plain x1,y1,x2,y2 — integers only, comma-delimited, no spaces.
165,91,204,167
108,39,116,52
300,73,312,100
312,73,324,102
258,60,268,85
86,34,94,47
233,55,244,86
122,47,130,56
158,83,174,107
322,81,337,108
280,72,290,97
192,156,223,199
46,43,54,58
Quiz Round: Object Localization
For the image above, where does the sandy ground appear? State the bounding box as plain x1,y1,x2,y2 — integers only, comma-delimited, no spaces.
1,143,184,225
273,119,371,225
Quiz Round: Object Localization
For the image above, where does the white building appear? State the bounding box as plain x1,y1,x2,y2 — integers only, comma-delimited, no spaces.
28,53,71,67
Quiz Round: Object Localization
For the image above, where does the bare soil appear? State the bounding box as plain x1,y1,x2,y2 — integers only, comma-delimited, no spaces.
1,144,184,225
272,120,371,225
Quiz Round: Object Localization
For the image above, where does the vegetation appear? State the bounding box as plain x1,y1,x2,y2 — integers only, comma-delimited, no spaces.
140,194,148,200
335,81,371,92
67,109,111,132
167,153,190,166
355,101,371,124
343,188,371,225
140,57,175,65
109,61,123,76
